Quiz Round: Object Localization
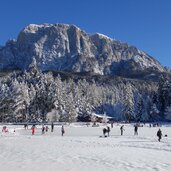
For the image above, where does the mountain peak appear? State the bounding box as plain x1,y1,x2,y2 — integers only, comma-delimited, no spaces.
91,33,114,41
0,23,166,76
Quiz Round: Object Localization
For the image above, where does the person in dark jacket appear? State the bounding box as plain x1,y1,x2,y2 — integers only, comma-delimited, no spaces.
107,126,110,137
103,128,107,137
111,122,114,128
24,124,27,129
157,129,162,142
42,125,45,134
51,122,54,132
120,125,124,135
134,124,138,135
61,125,65,136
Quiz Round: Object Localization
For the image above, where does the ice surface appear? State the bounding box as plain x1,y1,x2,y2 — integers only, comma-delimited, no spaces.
0,123,171,171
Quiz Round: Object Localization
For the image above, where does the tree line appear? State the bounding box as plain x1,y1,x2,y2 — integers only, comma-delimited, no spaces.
0,59,170,123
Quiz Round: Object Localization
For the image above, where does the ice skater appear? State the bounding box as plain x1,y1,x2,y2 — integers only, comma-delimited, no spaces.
51,122,54,132
42,125,45,134
24,124,27,129
45,125,49,132
120,125,124,135
111,122,114,128
157,128,162,142
103,128,107,137
134,124,138,135
107,126,110,137
31,125,35,135
61,125,65,136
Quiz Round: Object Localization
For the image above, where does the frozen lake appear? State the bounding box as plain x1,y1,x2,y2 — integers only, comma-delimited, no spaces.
0,123,171,171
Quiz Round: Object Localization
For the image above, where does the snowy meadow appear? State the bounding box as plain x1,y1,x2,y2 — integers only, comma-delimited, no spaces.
0,123,171,171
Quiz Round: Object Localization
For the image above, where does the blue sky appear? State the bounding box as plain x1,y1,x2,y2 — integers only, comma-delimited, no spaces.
0,0,171,67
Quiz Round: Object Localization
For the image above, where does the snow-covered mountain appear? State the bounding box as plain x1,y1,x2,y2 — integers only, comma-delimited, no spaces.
1,23,171,123
0,24,166,76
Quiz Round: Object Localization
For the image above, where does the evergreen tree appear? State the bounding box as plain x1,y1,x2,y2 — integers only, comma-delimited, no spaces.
157,76,171,118
165,106,171,121
65,92,77,123
149,103,160,121
122,83,134,122
135,97,144,122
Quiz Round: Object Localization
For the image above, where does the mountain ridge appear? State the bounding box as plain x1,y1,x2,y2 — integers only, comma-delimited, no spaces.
0,23,167,78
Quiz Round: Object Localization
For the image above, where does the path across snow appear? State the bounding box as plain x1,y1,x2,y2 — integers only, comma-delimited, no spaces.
0,124,171,171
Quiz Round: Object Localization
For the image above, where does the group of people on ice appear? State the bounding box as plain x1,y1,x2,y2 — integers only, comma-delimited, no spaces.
101,123,164,142
120,123,138,136
41,125,49,134
30,122,65,136
102,124,125,137
28,121,164,142
50,122,65,136
103,126,110,137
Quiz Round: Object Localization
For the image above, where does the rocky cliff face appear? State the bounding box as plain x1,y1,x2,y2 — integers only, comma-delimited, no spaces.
0,24,166,75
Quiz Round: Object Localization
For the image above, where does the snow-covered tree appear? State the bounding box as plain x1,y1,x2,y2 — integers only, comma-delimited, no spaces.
135,95,144,122
76,79,93,120
65,92,77,123
122,83,134,122
149,103,160,121
157,77,170,116
0,62,165,123
165,106,171,121
46,109,60,122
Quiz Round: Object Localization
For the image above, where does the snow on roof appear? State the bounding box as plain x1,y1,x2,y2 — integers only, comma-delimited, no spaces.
91,113,113,119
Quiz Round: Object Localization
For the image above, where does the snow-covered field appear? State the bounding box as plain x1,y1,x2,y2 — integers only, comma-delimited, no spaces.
0,123,171,171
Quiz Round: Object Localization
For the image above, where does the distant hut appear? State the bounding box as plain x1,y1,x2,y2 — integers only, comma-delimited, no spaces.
91,113,114,123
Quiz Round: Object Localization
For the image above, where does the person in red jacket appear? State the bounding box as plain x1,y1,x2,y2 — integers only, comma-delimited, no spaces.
31,125,35,135
45,126,49,132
